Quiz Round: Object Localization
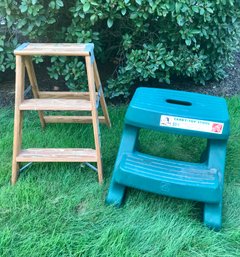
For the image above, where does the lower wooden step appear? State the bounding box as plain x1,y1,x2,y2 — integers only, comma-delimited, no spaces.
16,148,97,162
44,115,106,124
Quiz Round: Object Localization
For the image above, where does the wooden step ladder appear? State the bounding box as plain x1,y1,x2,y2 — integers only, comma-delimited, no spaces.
12,43,111,184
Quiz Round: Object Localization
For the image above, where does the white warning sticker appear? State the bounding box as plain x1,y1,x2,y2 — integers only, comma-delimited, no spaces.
160,115,224,134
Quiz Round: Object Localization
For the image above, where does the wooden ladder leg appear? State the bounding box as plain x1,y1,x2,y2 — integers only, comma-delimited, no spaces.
93,60,111,128
12,56,25,184
86,56,103,183
24,57,46,128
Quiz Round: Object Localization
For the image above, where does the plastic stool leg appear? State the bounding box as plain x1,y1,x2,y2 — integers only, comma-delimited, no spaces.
114,124,139,167
204,201,222,231
106,180,126,206
200,140,210,163
203,139,227,230
106,124,139,206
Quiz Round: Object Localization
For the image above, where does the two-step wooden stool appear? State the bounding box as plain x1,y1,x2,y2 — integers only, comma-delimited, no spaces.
12,43,111,184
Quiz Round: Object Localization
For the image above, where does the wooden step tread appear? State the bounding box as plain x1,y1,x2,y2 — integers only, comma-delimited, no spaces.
16,148,97,162
14,43,94,56
39,91,95,99
19,99,92,111
44,115,106,123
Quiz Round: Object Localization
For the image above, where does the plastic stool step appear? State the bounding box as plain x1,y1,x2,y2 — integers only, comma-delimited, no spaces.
115,152,220,203
125,87,229,139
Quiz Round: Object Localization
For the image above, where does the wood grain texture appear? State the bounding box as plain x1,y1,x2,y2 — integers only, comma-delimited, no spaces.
24,57,46,128
44,115,106,124
16,148,97,162
14,43,92,56
19,99,92,111
85,56,103,183
39,91,95,99
12,55,25,184
93,60,111,128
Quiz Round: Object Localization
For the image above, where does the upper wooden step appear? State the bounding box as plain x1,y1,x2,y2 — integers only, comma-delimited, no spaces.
14,43,94,56
19,99,92,111
16,148,97,162
39,91,94,99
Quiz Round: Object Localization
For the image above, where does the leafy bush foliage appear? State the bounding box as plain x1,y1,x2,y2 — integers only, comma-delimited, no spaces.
0,0,240,98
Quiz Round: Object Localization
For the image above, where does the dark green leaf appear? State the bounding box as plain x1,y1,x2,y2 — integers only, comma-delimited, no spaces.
177,15,184,26
121,8,127,16
185,39,191,46
192,6,199,13
20,5,28,13
107,18,113,28
175,3,182,13
166,60,174,67
83,2,90,12
56,0,64,7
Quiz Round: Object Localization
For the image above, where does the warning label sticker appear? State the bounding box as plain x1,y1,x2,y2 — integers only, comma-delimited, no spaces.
160,115,224,134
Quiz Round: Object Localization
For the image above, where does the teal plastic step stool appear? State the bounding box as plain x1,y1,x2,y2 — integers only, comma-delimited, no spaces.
106,87,230,230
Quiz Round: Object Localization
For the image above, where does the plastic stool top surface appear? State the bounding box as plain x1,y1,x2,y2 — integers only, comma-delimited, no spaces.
125,87,230,139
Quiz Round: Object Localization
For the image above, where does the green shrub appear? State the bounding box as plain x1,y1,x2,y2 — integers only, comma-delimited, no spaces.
0,0,240,98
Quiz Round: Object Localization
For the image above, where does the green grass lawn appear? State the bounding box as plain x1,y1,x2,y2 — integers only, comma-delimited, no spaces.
0,97,240,257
